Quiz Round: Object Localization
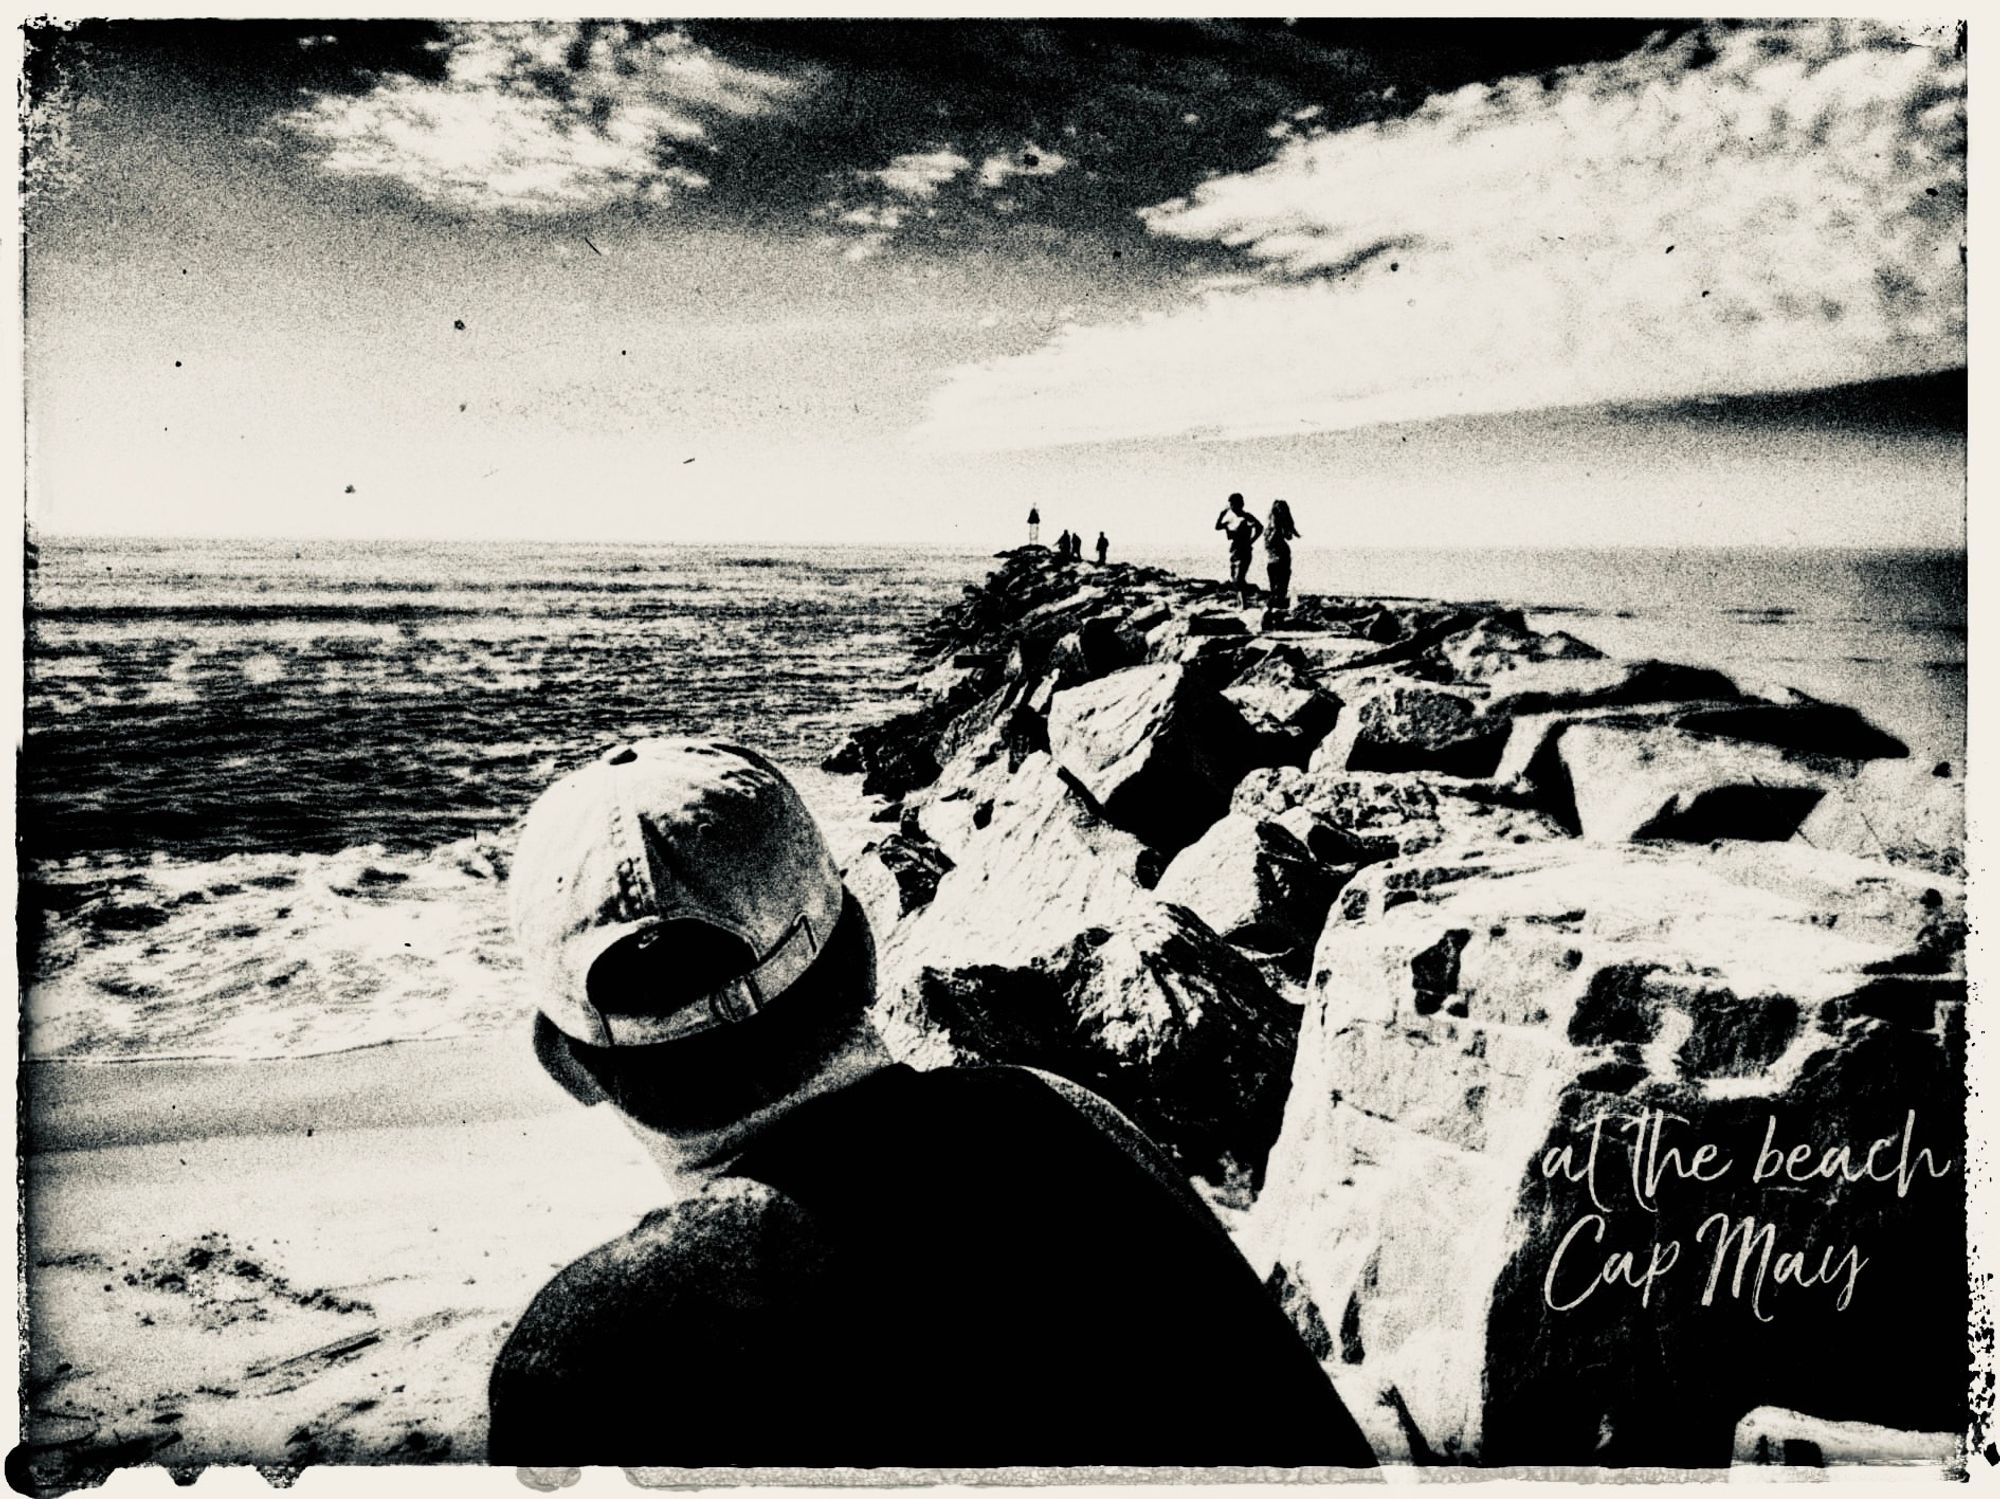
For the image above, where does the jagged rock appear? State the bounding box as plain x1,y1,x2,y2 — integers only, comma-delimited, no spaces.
898,900,1303,1184
1282,596,1382,635
1424,615,1605,682
1485,656,1743,715
1047,665,1262,852
1317,656,1746,784
886,753,1155,975
1676,693,1909,762
1233,765,1566,868
1279,634,1398,675
1556,724,1845,842
1222,651,1343,767
1188,613,1251,637
821,690,980,798
1313,681,1511,777
1047,614,1144,686
858,833,953,916
1251,840,1966,1466
1499,695,1908,833
1140,616,1256,687
1154,812,1341,968
1312,608,1488,674
1730,1407,1958,1468
1796,759,1964,878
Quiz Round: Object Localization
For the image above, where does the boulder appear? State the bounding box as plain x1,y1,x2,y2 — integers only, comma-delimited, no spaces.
1046,665,1262,853
1222,651,1343,767
1677,692,1909,762
1188,612,1251,637
1554,723,1847,843
1795,758,1964,879
1233,766,1567,869
858,833,953,917
1311,608,1488,676
1316,681,1512,778
1424,615,1605,683
1046,614,1144,686
1730,1407,1958,1469
884,753,1155,978
1281,596,1383,635
821,690,979,798
1251,840,1966,1466
1153,812,1341,968
1484,656,1743,715
901,900,1303,1184
1280,635,1395,676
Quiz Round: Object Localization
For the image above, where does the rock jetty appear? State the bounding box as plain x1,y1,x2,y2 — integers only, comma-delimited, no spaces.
827,548,1966,1469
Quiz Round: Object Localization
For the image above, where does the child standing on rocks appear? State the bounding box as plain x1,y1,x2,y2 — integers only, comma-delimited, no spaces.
1215,493,1264,606
1264,499,1301,616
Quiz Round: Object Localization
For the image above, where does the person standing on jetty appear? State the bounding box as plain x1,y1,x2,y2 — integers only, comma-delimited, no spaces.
1215,492,1264,606
1264,499,1301,616
491,738,1376,1468
1095,530,1110,566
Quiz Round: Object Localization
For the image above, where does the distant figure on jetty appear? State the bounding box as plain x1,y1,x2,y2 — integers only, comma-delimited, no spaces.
493,739,1375,1467
1215,492,1264,606
1264,500,1300,615
1095,531,1109,565
1027,506,1041,546
1055,527,1075,561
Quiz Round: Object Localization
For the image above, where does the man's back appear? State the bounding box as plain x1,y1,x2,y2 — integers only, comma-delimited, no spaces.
489,1063,1374,1467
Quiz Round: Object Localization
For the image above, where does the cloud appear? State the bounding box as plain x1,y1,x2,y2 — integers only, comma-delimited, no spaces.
866,147,972,199
825,138,1070,258
914,21,1964,451
976,142,1068,190
282,23,800,215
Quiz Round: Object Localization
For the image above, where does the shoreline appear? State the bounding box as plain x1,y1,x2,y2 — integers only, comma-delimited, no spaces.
23,1033,563,1155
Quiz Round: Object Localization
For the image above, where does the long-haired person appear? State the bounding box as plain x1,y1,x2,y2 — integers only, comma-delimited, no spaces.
1264,499,1301,615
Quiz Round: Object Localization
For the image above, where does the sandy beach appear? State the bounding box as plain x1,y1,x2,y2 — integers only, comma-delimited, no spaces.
22,1036,669,1475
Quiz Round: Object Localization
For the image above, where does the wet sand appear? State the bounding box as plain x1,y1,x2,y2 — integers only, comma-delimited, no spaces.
21,1036,668,1474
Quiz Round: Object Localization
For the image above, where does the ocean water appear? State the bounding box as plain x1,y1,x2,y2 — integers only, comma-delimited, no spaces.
21,538,993,1060
21,538,1965,1063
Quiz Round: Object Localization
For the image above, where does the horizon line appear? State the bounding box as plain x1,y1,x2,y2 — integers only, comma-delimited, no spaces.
24,531,1968,556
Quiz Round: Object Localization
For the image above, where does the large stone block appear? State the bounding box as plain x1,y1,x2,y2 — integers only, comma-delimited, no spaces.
900,900,1303,1185
1252,841,1965,1466
1233,765,1566,870
1047,664,1262,852
1222,650,1343,768
1556,724,1843,842
1154,812,1341,968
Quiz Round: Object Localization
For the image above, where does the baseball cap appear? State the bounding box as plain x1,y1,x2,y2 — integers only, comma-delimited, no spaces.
509,738,847,1048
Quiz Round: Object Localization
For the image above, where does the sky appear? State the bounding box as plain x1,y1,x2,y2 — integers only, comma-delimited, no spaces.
21,18,1967,548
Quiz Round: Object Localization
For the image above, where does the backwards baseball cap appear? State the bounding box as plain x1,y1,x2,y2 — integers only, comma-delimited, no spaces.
509,738,847,1048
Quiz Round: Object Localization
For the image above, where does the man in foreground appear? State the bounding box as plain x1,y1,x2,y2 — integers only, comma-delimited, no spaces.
491,737,1376,1468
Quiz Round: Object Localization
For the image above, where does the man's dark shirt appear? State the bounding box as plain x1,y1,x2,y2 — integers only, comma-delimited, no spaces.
488,1063,1376,1467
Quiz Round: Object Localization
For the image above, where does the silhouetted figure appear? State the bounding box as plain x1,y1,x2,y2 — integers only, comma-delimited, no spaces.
1056,528,1074,561
1264,500,1300,615
1095,532,1109,566
1027,507,1041,547
1214,493,1264,606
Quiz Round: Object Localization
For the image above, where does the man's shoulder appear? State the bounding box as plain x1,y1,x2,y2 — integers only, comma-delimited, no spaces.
496,1178,832,1379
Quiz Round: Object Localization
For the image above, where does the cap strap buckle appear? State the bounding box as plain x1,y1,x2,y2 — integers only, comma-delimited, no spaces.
721,911,820,1021
594,911,822,1047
